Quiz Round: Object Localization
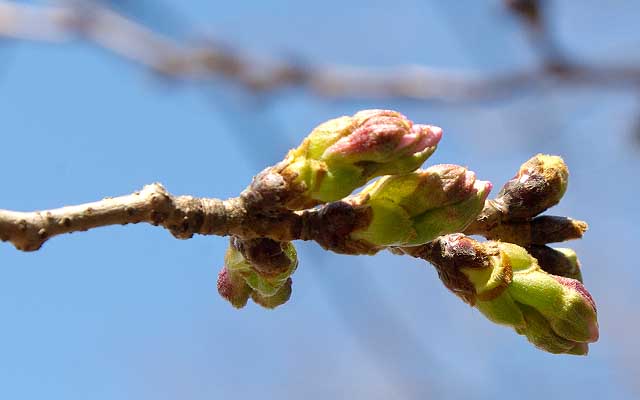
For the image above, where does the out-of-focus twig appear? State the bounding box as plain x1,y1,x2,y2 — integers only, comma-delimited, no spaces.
633,104,640,147
1,1,640,101
504,0,572,77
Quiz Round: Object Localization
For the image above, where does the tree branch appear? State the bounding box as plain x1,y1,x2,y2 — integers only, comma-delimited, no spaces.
0,179,377,253
0,183,301,251
462,199,587,246
0,182,586,253
1,1,639,101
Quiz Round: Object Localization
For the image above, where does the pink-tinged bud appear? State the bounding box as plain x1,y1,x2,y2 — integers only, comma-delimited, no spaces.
323,112,441,164
516,304,589,355
551,276,599,342
217,266,252,309
281,110,442,208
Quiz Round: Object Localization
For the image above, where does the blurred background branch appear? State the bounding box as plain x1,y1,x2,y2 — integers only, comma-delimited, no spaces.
1,0,640,102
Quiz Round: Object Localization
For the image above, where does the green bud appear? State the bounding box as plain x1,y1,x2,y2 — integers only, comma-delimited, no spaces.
497,154,569,220
251,278,293,309
508,270,598,344
225,241,298,297
434,235,598,355
281,110,442,208
515,304,589,355
218,239,298,309
350,165,492,246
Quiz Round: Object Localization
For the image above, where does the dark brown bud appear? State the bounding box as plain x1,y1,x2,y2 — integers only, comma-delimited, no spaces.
496,154,568,221
526,245,583,282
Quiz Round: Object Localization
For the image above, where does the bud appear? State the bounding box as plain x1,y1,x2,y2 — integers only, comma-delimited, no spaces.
432,236,598,355
225,240,298,298
496,154,569,220
527,245,583,282
251,278,293,309
349,165,491,246
478,215,588,246
232,237,296,276
217,266,252,309
281,110,442,208
218,239,298,309
515,304,591,355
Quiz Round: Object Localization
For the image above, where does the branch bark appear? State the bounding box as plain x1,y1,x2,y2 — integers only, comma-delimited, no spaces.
0,181,586,253
0,183,301,251
0,179,377,254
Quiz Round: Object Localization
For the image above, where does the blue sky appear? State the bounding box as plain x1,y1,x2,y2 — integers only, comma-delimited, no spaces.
1,1,639,399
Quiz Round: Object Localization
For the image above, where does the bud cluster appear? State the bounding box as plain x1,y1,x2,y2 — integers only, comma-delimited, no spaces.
217,238,298,309
422,235,598,355
213,109,597,356
466,154,585,247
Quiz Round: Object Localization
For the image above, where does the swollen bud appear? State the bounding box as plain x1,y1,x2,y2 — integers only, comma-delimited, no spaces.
251,278,293,309
217,266,252,309
350,165,491,246
225,240,297,297
217,238,298,309
497,154,569,220
515,304,590,355
432,236,598,355
281,110,442,208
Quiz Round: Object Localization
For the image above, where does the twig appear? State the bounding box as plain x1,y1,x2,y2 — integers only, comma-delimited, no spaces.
0,183,297,251
0,181,586,253
0,179,374,253
504,0,566,67
1,1,639,101
462,200,587,246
